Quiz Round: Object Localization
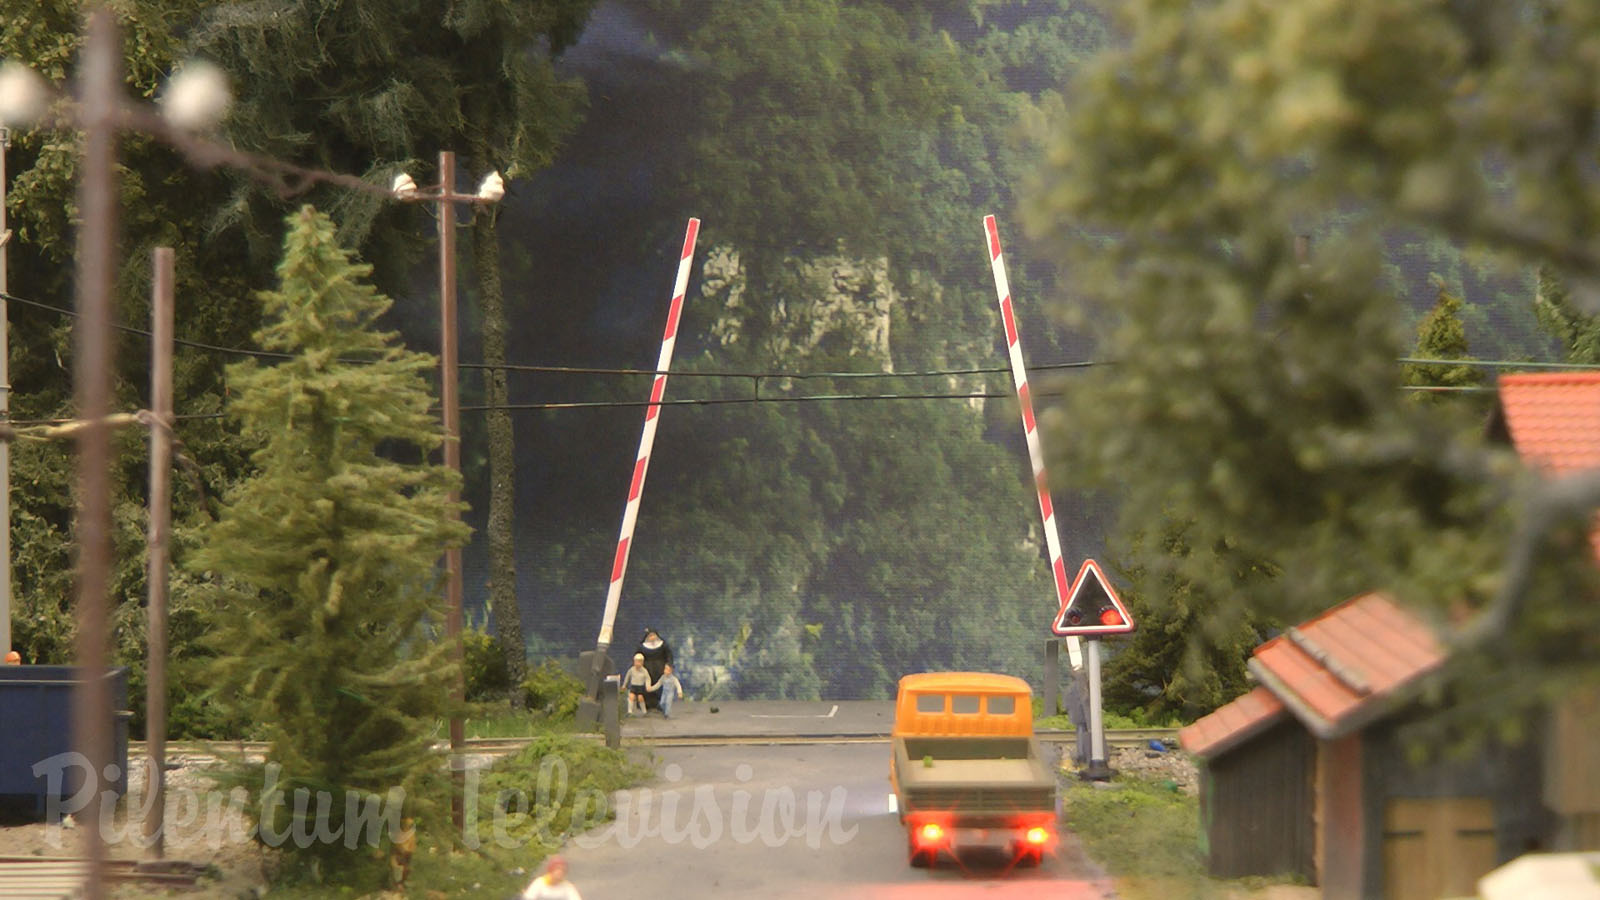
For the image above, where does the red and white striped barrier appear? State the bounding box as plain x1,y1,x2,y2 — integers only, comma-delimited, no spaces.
596,218,701,649
984,215,1083,670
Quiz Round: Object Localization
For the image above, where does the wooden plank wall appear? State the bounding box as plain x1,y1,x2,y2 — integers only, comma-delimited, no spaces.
1203,720,1316,881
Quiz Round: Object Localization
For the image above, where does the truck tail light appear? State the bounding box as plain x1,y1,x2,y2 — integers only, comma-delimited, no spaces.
918,823,945,845
1025,826,1049,845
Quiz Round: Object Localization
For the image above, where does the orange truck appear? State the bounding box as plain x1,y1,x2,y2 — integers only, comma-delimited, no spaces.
889,672,1059,867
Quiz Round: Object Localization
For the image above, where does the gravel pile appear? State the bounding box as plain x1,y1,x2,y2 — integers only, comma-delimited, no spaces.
1059,744,1200,795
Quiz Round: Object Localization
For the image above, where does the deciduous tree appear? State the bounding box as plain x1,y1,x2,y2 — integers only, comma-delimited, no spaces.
1029,0,1600,733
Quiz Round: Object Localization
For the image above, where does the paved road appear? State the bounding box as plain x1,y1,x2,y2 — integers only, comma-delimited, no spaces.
616,699,895,738
551,743,1116,899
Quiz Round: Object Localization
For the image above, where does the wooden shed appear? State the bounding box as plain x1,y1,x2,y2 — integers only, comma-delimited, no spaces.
1180,591,1596,899
1183,687,1315,880
1178,371,1600,898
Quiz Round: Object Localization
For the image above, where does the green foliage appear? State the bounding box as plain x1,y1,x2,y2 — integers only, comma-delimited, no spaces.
630,382,1052,700
1402,281,1486,394
188,0,598,691
1028,0,1600,737
2,0,264,701
521,660,584,721
265,730,650,899
464,624,514,703
186,208,469,882
451,734,651,886
1103,529,1270,722
1534,265,1600,364
508,2,1114,699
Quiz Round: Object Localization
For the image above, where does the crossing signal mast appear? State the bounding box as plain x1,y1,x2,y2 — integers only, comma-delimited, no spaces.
1055,559,1135,780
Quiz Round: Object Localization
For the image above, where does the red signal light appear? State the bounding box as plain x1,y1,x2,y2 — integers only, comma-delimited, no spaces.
1099,607,1124,626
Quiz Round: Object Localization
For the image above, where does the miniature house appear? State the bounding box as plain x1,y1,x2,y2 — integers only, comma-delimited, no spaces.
1180,593,1559,899
1178,372,1600,899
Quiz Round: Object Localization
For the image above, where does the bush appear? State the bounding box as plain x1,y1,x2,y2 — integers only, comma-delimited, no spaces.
522,660,584,721
464,628,514,702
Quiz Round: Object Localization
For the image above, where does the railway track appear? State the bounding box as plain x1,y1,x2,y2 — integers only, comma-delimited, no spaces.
0,856,212,897
133,728,1181,760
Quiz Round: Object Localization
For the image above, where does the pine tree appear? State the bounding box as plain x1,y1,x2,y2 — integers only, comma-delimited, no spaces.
1534,264,1600,364
1103,524,1271,721
188,207,469,880
1402,280,1485,396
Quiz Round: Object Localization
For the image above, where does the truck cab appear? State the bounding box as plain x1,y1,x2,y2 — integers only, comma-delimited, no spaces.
889,672,1059,867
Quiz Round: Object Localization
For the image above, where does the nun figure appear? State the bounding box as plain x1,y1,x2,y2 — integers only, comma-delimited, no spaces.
635,628,674,711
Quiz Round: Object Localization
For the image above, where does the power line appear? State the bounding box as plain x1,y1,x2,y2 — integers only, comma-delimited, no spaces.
1397,357,1600,371
3,290,295,362
9,288,1597,389
0,288,1093,380
456,390,1043,412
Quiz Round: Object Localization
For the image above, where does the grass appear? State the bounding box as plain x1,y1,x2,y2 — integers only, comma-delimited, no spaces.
1036,713,1075,731
1063,774,1306,900
259,728,651,899
465,710,548,739
1035,711,1186,732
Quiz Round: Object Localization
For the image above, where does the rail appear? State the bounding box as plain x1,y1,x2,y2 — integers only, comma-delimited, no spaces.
129,728,1181,758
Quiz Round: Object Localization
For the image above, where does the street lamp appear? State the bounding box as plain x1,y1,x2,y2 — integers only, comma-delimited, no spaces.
391,151,504,829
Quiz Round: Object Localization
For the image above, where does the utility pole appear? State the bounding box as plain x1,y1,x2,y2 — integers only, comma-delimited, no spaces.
437,150,466,831
73,10,120,899
393,151,505,831
1,123,11,660
144,247,174,859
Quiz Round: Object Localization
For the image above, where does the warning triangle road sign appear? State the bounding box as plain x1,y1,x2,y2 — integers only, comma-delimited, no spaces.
1052,559,1135,637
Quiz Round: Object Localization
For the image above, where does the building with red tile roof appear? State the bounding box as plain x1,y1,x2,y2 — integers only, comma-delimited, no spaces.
1173,374,1600,898
1497,371,1600,475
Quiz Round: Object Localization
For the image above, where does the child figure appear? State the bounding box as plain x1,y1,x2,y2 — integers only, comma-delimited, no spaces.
521,855,581,900
651,664,684,718
623,653,652,716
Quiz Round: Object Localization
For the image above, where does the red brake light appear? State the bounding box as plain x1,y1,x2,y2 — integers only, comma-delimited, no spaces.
919,823,945,843
1025,826,1049,845
1099,607,1124,626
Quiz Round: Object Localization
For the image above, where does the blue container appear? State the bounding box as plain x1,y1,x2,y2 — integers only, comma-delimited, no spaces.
0,666,131,810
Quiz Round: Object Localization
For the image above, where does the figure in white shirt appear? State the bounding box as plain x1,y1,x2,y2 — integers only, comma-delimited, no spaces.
521,855,581,900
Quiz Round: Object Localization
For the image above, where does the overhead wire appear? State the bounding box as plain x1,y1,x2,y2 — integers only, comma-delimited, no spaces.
4,288,1595,414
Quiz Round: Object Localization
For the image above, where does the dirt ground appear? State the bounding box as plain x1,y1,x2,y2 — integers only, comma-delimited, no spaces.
0,753,270,898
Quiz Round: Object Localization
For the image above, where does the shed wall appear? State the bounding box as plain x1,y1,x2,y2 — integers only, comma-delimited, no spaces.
1361,716,1551,899
1201,720,1315,881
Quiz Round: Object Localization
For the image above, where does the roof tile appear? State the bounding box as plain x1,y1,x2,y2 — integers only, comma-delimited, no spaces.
1179,686,1286,758
1251,593,1445,739
1498,372,1600,559
1499,372,1600,475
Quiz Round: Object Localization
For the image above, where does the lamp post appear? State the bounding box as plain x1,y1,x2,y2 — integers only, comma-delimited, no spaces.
392,151,504,829
1,123,11,661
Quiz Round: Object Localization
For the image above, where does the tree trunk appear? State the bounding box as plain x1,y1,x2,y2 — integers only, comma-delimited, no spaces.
473,205,527,704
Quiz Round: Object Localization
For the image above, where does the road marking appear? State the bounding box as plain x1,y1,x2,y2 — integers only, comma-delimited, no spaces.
750,704,839,719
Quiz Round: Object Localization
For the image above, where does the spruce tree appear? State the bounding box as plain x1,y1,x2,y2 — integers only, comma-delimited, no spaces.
1402,281,1485,396
1534,265,1600,364
188,207,468,879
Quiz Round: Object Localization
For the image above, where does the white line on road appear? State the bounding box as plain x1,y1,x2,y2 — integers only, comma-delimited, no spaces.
750,704,839,719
